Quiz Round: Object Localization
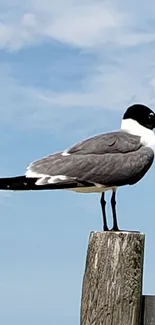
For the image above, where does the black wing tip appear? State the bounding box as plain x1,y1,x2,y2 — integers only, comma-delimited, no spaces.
0,176,94,191
0,176,36,191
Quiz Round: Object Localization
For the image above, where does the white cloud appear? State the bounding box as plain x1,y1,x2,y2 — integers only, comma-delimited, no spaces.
22,13,36,27
0,0,155,51
1,44,155,133
0,0,155,134
45,4,124,48
36,68,155,113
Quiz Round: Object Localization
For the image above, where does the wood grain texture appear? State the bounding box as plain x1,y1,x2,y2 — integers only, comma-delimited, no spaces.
80,231,145,325
141,295,155,325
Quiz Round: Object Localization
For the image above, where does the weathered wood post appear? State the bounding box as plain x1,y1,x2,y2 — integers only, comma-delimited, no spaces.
80,231,145,325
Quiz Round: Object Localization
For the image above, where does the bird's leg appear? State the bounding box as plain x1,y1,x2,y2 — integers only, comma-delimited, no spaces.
100,192,109,231
111,190,119,231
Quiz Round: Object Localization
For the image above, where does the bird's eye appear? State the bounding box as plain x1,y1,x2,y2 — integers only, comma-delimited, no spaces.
148,112,154,119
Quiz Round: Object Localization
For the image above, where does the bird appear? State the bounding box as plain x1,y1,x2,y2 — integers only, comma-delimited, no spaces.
0,103,155,231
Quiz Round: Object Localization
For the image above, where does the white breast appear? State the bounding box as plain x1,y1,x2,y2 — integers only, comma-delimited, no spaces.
121,118,155,151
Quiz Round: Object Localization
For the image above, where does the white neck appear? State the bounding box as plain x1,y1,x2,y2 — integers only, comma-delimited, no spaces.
121,118,155,150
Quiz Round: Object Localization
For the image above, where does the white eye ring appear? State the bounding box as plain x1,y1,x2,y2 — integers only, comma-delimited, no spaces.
149,112,154,118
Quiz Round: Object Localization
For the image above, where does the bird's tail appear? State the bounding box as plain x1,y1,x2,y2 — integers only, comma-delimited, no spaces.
0,176,44,191
0,175,92,191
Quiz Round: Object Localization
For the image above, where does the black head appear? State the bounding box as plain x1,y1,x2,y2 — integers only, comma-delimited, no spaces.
123,104,155,130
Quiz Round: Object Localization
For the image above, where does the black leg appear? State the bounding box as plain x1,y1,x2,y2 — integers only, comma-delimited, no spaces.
111,190,119,231
100,193,109,231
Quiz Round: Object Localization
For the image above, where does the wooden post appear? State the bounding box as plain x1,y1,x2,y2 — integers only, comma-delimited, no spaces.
80,231,145,325
141,295,155,325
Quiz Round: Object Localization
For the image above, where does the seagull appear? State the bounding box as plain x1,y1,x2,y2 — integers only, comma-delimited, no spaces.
0,103,155,231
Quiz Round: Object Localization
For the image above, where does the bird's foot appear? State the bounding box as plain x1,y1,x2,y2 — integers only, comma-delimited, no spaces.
117,229,141,233
109,228,140,233
103,226,109,231
110,227,120,232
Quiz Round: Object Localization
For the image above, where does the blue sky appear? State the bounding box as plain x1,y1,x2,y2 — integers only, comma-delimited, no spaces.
0,0,155,324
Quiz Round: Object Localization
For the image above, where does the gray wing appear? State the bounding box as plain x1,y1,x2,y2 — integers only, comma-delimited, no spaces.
64,131,142,155
26,147,154,187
